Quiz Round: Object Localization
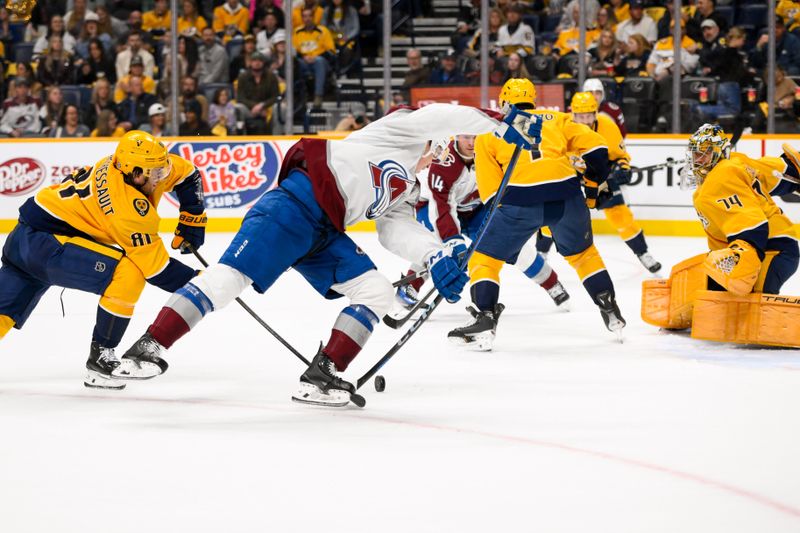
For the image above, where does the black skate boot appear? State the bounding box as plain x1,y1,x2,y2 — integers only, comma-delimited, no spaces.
637,252,662,275
116,332,169,380
292,347,357,407
84,341,126,390
545,281,571,308
447,304,505,351
596,291,626,340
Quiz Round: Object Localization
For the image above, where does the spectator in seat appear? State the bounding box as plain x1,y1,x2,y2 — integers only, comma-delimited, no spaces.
117,75,157,130
496,3,535,58
556,0,600,32
465,7,504,58
96,5,129,42
236,51,279,133
114,55,156,103
64,0,96,38
142,0,171,40
292,0,324,29
293,7,336,108
500,52,530,83
198,27,230,85
0,78,42,138
37,34,76,88
138,102,175,137
231,33,257,82
614,33,650,77
108,0,140,21
254,0,285,29
90,108,125,137
725,26,752,73
323,0,360,46
256,12,283,58
750,17,800,77
50,104,91,137
7,62,42,101
179,98,212,136
213,0,249,43
428,49,466,85
694,28,747,124
553,3,601,57
648,29,700,131
177,75,209,122
588,30,620,77
596,6,619,33
84,77,117,130
402,48,430,97
76,12,112,59
697,19,724,71
39,85,65,135
33,15,77,59
685,0,728,44
615,0,656,45
115,30,156,82
608,0,630,24
209,87,237,135
178,0,208,39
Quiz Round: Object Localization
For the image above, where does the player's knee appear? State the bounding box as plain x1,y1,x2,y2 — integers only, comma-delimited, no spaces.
514,240,546,277
565,244,607,281
342,270,394,318
191,263,253,310
468,252,504,283
101,257,146,317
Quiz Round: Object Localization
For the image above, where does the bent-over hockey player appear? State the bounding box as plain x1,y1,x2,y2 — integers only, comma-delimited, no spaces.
119,104,541,407
538,92,662,274
396,134,570,310
449,79,626,350
0,131,206,389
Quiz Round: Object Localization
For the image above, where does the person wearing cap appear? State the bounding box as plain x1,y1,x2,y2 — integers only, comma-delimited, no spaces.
293,6,336,108
496,3,535,57
139,102,175,137
198,26,229,85
428,49,466,85
236,50,279,133
64,0,97,38
178,0,208,38
212,0,250,43
142,0,171,39
614,0,656,45
230,33,258,82
256,12,284,56
180,98,212,136
0,77,42,137
750,16,800,76
76,12,113,59
114,55,157,103
685,0,728,43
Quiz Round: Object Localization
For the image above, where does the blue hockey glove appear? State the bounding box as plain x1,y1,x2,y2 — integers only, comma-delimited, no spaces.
172,211,207,253
428,245,469,303
443,235,468,265
493,105,543,150
611,163,632,185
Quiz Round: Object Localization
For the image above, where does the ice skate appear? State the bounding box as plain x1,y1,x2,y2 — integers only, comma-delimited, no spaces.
545,281,570,309
292,347,357,407
84,342,126,390
116,332,169,380
447,304,505,351
637,252,662,275
395,282,421,310
596,291,626,341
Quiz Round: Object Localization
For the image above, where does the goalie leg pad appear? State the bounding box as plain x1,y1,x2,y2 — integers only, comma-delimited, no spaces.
704,239,762,295
641,253,706,329
691,290,800,347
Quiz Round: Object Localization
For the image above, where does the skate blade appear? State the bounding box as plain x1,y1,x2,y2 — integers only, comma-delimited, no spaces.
615,330,624,344
112,359,164,380
84,370,126,390
291,382,351,408
448,332,494,352
555,298,571,312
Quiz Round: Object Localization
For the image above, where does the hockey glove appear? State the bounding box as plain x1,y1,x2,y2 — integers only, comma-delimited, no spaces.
493,105,543,150
172,211,208,253
611,163,632,185
583,177,608,209
444,235,468,264
428,244,469,303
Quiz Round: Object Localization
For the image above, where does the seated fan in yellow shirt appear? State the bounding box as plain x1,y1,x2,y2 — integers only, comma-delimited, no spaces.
0,131,207,389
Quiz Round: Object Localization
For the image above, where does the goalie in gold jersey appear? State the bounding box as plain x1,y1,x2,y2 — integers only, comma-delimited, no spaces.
682,123,799,295
0,131,207,389
448,79,626,350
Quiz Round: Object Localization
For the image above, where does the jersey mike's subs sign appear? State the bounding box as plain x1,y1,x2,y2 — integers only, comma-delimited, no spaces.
0,136,798,233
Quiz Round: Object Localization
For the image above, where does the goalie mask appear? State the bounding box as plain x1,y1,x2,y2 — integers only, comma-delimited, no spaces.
682,123,730,190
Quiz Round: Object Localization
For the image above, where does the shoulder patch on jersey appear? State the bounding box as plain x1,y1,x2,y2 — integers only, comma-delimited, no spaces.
133,198,150,217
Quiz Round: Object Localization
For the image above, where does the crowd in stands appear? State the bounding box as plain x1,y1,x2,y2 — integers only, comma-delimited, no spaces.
401,0,796,133
0,0,372,137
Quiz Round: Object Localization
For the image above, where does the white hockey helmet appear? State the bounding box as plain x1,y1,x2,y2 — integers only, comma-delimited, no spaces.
583,78,605,103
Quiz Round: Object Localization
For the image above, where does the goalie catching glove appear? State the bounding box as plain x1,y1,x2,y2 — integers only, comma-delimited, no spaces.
428,237,469,303
704,239,762,295
172,211,208,253
493,105,543,150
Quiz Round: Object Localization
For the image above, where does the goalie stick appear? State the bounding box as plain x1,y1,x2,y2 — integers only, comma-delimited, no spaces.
186,245,366,407
357,144,525,390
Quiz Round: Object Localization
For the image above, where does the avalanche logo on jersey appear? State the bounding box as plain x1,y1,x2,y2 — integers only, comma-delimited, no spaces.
365,159,413,219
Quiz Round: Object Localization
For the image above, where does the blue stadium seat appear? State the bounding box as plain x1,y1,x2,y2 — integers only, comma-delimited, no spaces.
202,82,234,104
14,42,33,64
59,85,83,108
735,4,767,28
542,14,561,33
715,6,735,28
523,14,540,33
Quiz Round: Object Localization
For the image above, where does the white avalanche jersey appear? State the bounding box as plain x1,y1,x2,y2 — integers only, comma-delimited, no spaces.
277,104,501,264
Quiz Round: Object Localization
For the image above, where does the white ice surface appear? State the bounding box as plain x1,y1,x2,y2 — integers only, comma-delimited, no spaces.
1,232,799,533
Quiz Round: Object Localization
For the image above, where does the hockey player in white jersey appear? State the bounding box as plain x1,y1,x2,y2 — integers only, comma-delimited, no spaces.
118,104,541,407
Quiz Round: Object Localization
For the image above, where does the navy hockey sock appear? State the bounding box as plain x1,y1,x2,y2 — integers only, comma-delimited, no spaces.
92,306,130,349
624,231,649,256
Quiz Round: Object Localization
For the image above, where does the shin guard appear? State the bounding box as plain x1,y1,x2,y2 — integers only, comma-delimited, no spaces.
324,305,380,371
565,244,613,304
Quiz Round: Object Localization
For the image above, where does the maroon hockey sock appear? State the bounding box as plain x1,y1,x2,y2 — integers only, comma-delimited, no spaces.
147,307,191,349
408,269,425,292
539,270,559,291
323,330,362,371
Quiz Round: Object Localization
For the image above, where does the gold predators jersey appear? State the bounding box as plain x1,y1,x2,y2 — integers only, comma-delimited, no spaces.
568,113,629,171
475,109,607,205
27,153,197,280
693,154,796,252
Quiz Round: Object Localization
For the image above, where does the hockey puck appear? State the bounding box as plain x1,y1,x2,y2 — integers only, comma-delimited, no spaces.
374,375,386,392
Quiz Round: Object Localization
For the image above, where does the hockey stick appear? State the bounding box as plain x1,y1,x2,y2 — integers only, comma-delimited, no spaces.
186,245,367,407
356,144,524,390
383,285,436,329
633,157,685,174
392,268,427,288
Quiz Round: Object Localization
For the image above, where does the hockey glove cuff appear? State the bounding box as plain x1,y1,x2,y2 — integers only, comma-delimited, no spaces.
443,235,468,265
172,211,208,253
611,163,632,185
583,178,602,209
428,246,469,303
493,105,543,150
